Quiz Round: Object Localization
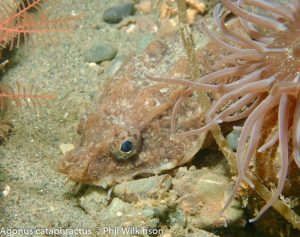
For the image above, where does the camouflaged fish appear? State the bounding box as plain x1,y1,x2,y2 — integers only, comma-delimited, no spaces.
58,38,207,187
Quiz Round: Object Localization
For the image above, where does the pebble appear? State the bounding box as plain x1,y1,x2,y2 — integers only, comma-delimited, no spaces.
83,42,117,63
148,219,160,229
79,187,109,214
141,205,168,219
226,129,241,152
107,198,133,217
103,3,135,24
136,0,152,14
2,185,11,197
59,143,74,155
145,40,167,59
173,166,245,229
168,209,186,227
157,18,178,38
105,198,160,228
116,211,123,217
88,62,101,72
141,209,155,218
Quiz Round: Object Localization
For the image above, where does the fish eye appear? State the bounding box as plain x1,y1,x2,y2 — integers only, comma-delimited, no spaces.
109,137,141,161
120,140,134,153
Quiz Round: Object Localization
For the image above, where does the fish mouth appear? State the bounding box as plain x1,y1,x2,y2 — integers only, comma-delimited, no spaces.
57,159,72,175
89,170,148,188
57,159,83,183
89,166,174,188
57,151,92,183
57,154,121,187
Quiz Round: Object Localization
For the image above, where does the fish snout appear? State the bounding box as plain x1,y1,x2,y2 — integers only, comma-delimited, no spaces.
57,150,90,183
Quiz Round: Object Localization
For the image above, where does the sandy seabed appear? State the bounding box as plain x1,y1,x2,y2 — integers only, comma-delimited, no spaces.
0,0,293,237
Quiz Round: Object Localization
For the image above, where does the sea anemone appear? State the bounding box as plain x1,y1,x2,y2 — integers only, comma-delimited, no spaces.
150,0,300,222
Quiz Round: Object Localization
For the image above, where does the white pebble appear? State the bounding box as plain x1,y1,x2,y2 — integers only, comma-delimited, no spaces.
59,143,74,155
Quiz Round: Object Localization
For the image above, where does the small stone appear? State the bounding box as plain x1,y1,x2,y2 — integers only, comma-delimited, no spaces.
145,39,167,58
83,42,117,63
103,3,135,24
107,198,132,217
226,130,241,152
116,211,123,217
157,19,178,38
141,209,155,218
2,185,10,197
59,143,74,155
148,219,160,229
187,8,198,25
88,62,100,72
79,187,109,215
168,209,186,227
173,167,245,229
103,198,159,228
141,205,168,218
136,0,152,14
186,0,206,13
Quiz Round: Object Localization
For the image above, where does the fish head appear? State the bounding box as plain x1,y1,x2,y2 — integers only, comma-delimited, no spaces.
58,112,147,187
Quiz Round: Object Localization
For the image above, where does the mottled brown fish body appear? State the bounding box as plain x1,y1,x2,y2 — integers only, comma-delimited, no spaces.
58,38,206,187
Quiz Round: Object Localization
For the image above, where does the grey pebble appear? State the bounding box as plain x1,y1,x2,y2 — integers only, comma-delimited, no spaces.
103,3,135,24
168,209,186,227
84,42,117,63
141,209,156,218
79,187,109,214
226,129,241,152
142,205,168,218
147,219,160,229
107,198,132,217
173,166,245,229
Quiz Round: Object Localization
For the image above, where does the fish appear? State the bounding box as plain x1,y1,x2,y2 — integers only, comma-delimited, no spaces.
57,37,207,188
